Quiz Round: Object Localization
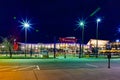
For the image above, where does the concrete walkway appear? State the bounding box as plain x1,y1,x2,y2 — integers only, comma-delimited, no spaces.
0,68,120,80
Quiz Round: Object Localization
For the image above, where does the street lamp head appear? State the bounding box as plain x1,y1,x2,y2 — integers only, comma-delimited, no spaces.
80,22,84,26
76,18,86,30
116,39,119,42
97,18,101,22
20,18,32,30
24,22,30,28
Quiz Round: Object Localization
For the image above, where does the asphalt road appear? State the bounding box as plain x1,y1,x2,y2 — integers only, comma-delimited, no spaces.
0,58,120,71
0,58,120,80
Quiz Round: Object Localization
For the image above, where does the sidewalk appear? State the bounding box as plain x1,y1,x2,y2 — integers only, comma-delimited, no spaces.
0,68,120,80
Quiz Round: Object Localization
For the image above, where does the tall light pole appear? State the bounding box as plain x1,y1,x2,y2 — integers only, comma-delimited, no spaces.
21,19,31,57
78,21,85,58
96,18,101,58
81,21,85,57
116,39,119,50
53,36,56,58
24,22,30,57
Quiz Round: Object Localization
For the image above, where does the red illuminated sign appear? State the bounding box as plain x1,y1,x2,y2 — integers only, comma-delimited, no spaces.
13,42,18,51
59,37,77,43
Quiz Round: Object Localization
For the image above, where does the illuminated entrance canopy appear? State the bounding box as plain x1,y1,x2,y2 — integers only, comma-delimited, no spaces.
87,39,109,47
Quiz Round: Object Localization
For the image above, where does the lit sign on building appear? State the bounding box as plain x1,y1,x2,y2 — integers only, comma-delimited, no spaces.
59,37,77,43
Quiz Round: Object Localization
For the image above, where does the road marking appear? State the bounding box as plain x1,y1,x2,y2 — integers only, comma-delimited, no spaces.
0,66,19,71
13,66,34,71
86,63,98,68
0,66,39,71
0,66,18,68
0,68,13,71
36,65,40,70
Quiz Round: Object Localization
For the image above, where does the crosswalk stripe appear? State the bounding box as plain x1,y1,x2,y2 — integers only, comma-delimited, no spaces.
0,66,36,72
12,66,34,71
0,66,19,71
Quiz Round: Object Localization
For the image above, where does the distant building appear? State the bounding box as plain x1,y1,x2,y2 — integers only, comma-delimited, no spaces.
87,39,109,48
3,38,120,55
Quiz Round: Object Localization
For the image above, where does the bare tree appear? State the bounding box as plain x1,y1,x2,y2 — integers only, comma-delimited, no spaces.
1,37,13,58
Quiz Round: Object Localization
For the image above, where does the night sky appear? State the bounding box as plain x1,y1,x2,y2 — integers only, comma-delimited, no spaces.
0,0,120,43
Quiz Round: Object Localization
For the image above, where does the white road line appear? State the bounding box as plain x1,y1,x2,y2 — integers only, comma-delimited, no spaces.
0,66,19,71
0,65,39,71
0,66,17,68
13,66,34,71
0,68,12,71
86,63,98,68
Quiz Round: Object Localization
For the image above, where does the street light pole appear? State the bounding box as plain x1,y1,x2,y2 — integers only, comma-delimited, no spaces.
79,41,81,58
116,39,119,50
25,27,27,57
80,21,85,57
21,20,30,57
96,18,101,58
77,19,85,58
53,36,56,58
81,24,84,57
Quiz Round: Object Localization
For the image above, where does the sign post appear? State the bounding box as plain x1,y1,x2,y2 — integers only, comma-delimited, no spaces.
106,42,111,69
107,53,111,68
